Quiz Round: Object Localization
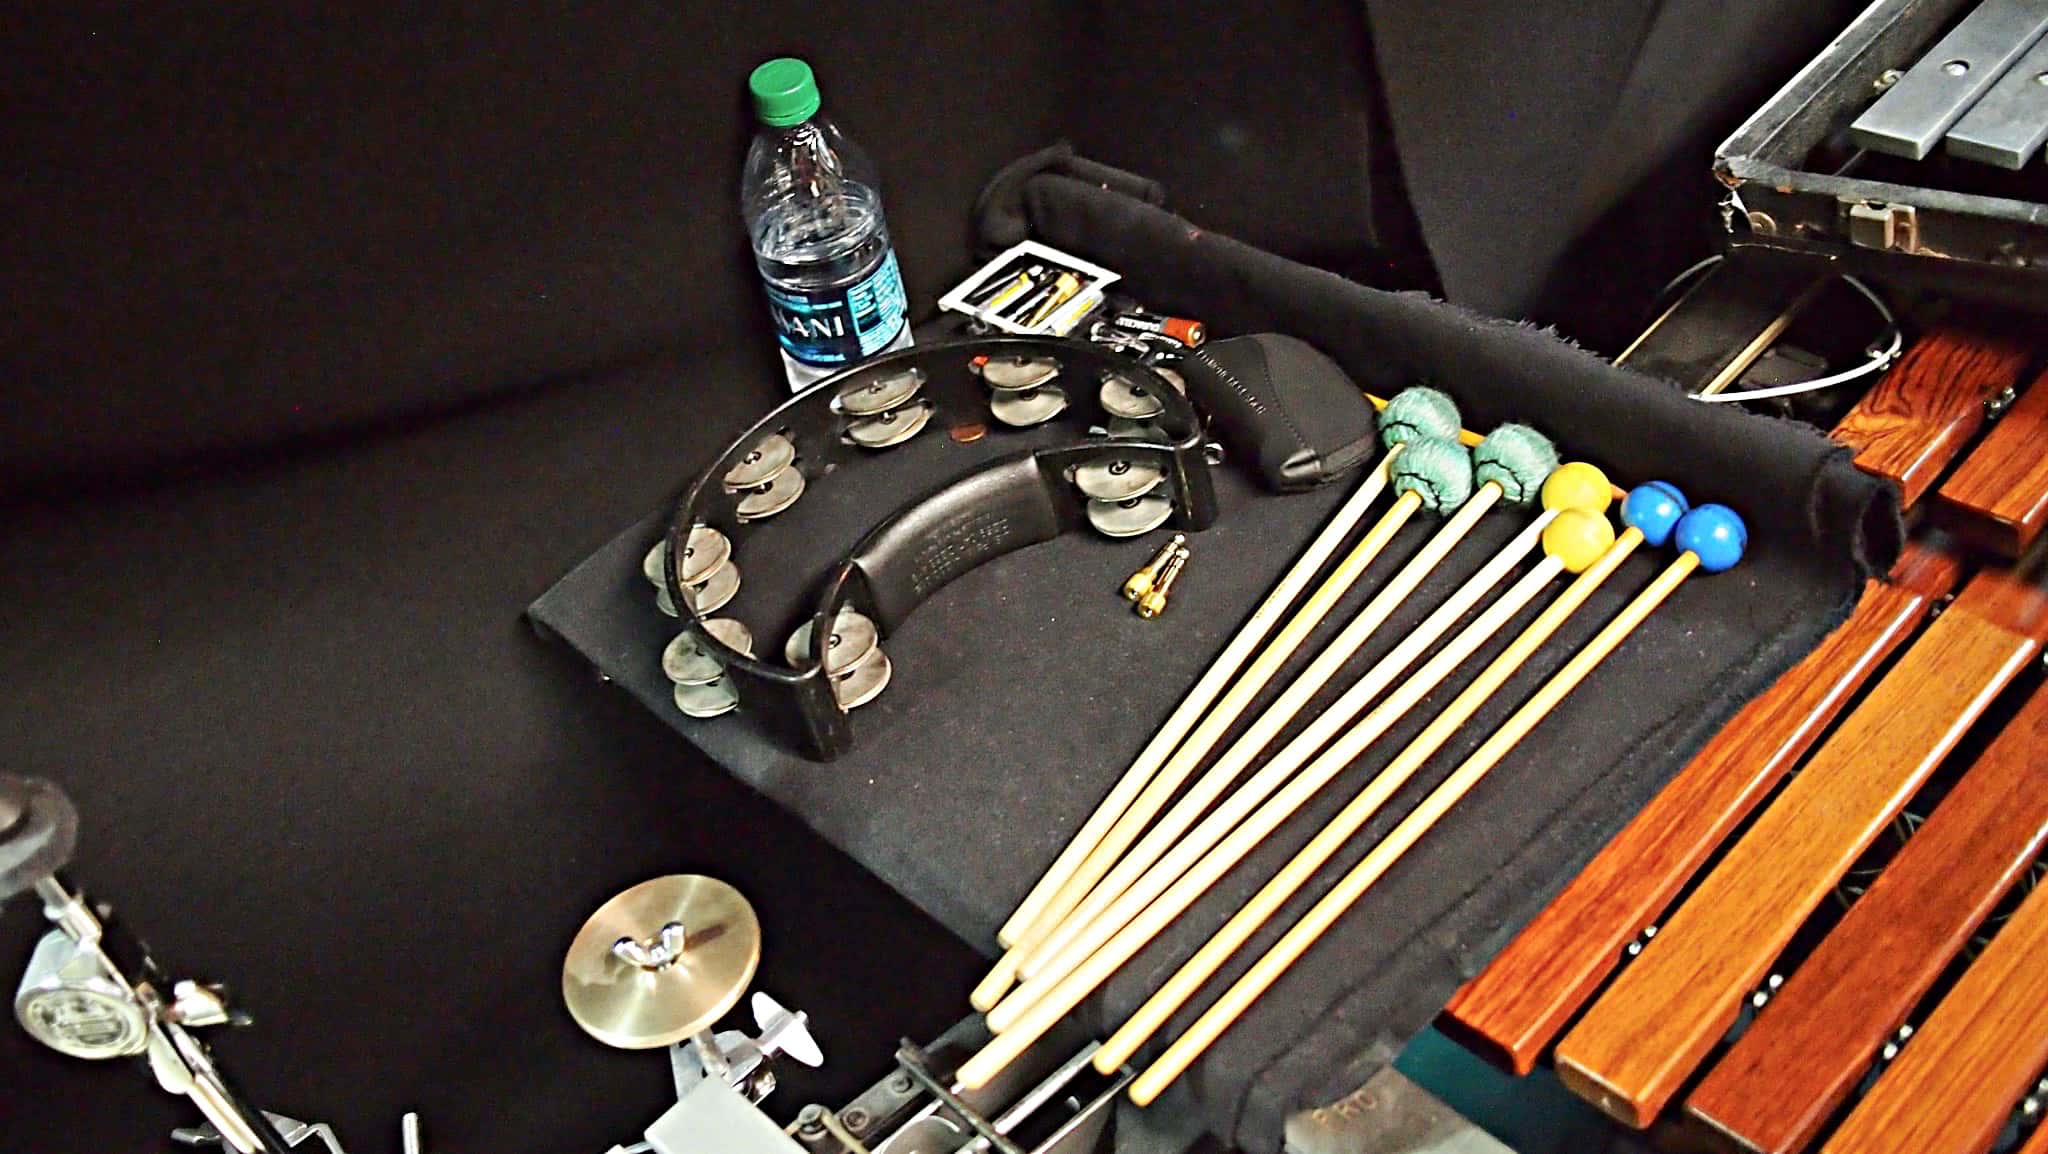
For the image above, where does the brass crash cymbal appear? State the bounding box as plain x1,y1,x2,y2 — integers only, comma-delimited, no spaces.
562,875,761,1049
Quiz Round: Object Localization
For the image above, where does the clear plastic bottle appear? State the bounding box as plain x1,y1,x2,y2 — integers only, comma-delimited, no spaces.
742,58,912,392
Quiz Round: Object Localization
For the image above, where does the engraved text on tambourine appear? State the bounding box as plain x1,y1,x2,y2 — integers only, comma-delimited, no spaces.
909,510,1018,599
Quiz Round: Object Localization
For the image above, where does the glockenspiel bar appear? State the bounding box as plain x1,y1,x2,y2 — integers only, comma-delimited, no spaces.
1945,32,2048,169
1437,541,1963,1075
1818,875,2048,1154
1937,366,2048,557
1832,327,2033,508
1686,680,2048,1154
1553,558,2048,1128
1848,0,2048,161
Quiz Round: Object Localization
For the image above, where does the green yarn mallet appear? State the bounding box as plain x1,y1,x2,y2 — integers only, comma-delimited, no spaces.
973,386,1463,1013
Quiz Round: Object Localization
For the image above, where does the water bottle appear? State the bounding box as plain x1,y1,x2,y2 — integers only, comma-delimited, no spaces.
743,58,912,392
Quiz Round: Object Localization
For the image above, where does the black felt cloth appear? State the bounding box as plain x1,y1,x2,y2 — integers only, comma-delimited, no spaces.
531,172,1900,1152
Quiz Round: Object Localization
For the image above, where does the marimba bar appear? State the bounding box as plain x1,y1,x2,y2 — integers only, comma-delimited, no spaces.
1434,542,1962,1075
1686,681,2048,1152
1830,326,2031,507
1939,365,2048,557
1550,555,2048,1126
1440,319,2048,1151
1820,858,2048,1154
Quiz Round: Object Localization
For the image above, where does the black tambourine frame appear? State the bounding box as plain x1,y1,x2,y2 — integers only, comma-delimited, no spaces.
666,337,1219,760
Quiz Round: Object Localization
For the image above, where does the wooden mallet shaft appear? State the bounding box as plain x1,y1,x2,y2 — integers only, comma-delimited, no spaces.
1010,484,1503,982
1086,519,1649,1079
1000,508,1561,1019
992,525,1558,1030
1126,547,1696,1102
955,511,1629,1090
1010,448,1592,993
1121,494,1748,1101
977,467,1436,1008
988,453,1394,955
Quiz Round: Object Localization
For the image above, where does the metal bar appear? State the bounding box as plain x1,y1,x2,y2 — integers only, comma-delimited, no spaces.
1716,0,1961,165
1946,33,2048,167
893,1044,1028,1154
1849,0,2048,159
983,1043,1100,1137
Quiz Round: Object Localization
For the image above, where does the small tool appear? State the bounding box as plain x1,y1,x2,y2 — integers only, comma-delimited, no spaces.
1135,547,1188,620
1122,535,1187,602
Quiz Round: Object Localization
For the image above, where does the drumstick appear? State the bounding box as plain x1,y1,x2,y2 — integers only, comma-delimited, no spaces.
1004,435,1567,990
1124,500,1748,1104
987,386,1464,959
954,503,1625,1088
995,462,1613,1018
976,435,1473,1009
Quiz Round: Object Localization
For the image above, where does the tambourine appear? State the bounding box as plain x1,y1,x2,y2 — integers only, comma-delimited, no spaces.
650,336,1218,760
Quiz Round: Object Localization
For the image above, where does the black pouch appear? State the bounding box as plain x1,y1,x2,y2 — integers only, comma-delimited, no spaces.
1177,333,1380,492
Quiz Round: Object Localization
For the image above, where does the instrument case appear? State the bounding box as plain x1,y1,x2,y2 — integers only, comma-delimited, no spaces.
531,155,1899,1154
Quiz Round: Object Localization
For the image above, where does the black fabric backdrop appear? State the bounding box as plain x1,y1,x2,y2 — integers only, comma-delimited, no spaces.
1362,0,1869,319
0,2,1405,496
531,174,1898,1152
1,2,1870,493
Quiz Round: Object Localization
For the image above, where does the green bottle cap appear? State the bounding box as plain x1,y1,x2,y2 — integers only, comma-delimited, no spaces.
749,58,822,127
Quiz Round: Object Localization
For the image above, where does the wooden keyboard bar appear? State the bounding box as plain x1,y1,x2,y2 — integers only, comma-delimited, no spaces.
1938,366,2048,556
1832,327,2033,507
1552,557,2048,1127
1437,543,1961,1074
1821,873,2048,1154
1686,681,2048,1153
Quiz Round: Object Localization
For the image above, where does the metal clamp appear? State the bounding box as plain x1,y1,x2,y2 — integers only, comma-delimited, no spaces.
1844,200,1920,254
